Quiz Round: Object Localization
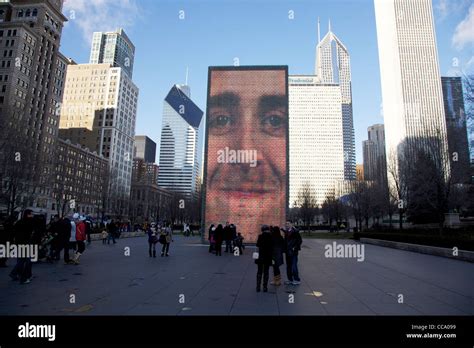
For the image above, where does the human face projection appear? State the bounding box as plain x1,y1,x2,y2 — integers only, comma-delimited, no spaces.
204,67,288,243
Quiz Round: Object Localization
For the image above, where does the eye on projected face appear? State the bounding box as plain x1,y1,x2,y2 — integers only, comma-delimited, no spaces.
205,68,288,243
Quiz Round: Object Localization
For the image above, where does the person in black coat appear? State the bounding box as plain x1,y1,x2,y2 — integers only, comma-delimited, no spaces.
223,222,232,253
270,226,285,286
9,210,36,284
282,222,303,285
0,214,16,267
214,224,224,256
256,225,274,292
208,224,215,254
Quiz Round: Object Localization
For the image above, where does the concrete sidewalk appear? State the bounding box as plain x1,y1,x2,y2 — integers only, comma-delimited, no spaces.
0,236,472,315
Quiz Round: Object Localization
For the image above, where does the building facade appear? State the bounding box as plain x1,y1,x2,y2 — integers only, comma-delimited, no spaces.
89,29,135,79
363,124,387,183
315,22,356,180
134,135,156,163
59,63,139,216
289,75,344,207
375,0,449,184
0,0,68,215
132,159,158,186
54,138,108,218
441,76,471,183
158,84,203,198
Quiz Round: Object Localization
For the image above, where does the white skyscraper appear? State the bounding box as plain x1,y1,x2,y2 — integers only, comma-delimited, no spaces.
289,75,344,206
315,20,356,180
374,0,449,182
158,85,204,198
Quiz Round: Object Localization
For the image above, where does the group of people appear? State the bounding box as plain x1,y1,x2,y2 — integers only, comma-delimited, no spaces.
208,222,245,256
5,211,91,284
255,222,302,292
146,223,173,258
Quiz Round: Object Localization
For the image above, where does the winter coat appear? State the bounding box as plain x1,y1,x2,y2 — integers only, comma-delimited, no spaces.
272,233,285,267
58,218,71,243
285,228,302,256
75,221,87,241
214,226,224,244
256,232,273,266
223,225,232,241
13,218,35,245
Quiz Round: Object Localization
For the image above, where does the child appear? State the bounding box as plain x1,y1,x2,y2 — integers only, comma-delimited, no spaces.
101,229,108,244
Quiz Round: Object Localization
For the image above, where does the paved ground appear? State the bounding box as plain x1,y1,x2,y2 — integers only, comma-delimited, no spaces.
0,236,472,315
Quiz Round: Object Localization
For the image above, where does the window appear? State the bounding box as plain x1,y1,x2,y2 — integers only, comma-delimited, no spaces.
26,9,31,17
18,10,23,18
32,9,38,17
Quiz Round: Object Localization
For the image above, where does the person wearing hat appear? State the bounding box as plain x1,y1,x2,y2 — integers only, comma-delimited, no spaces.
65,214,78,265
255,225,274,292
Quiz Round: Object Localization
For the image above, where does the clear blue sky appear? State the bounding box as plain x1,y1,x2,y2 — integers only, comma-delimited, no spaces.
60,0,474,164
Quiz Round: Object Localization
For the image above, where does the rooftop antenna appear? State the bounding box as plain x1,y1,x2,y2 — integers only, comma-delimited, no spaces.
329,18,332,33
185,67,189,85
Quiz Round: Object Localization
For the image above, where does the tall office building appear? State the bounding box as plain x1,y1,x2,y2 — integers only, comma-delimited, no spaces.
363,140,377,181
441,76,471,183
375,0,449,184
315,20,356,180
134,135,156,163
363,124,387,182
289,75,344,206
158,84,203,198
90,29,135,79
0,0,67,212
59,63,139,214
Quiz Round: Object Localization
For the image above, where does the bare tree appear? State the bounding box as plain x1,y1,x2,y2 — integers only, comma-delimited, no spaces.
295,183,319,234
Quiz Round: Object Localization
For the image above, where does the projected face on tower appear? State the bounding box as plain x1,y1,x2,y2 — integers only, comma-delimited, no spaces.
204,67,288,243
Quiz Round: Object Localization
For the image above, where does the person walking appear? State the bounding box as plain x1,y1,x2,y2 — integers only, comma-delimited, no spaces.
148,226,158,257
101,229,108,244
255,225,273,292
223,222,232,253
214,224,224,256
0,214,16,267
72,216,87,265
9,210,36,284
208,224,215,254
107,220,117,244
282,222,303,285
65,214,78,265
85,217,92,245
160,224,172,257
270,226,284,286
55,216,71,264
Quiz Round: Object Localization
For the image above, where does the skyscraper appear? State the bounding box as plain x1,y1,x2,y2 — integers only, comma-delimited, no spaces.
59,63,139,215
363,140,377,181
374,0,449,183
289,75,344,206
315,20,356,180
441,76,471,183
0,0,68,213
158,84,203,198
363,124,387,182
134,135,157,163
90,29,135,78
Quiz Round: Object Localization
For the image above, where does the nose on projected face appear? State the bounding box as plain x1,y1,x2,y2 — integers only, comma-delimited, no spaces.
205,67,288,243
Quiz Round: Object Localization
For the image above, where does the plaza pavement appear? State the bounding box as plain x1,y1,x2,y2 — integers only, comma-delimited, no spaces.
0,235,472,315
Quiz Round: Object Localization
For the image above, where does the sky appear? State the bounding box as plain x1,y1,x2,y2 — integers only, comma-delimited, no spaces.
60,0,474,164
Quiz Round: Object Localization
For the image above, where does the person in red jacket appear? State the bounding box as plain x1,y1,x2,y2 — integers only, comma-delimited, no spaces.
73,216,87,265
